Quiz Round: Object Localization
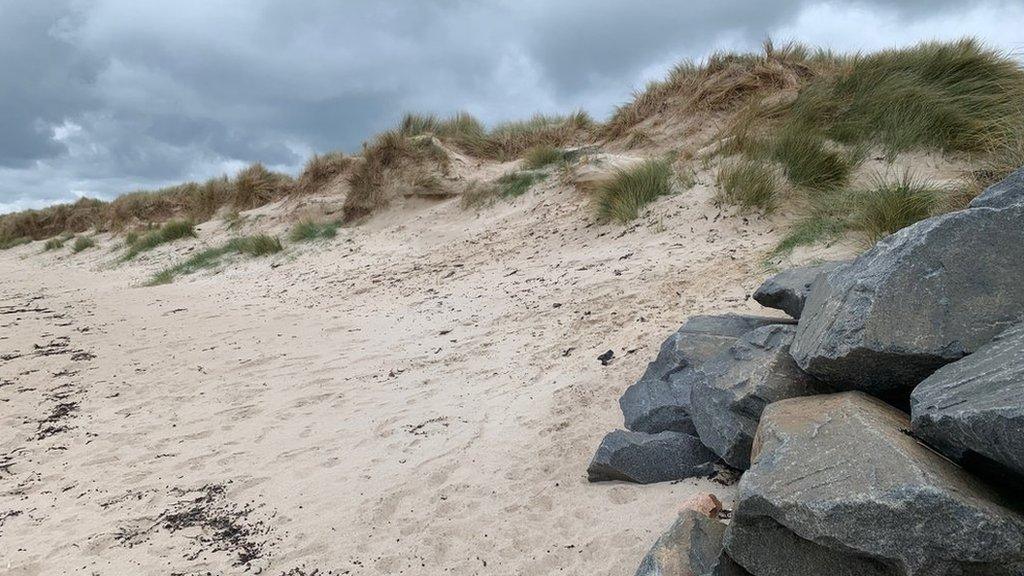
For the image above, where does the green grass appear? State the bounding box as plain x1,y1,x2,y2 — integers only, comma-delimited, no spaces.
0,236,31,250
122,219,196,260
43,238,64,251
595,159,674,223
522,145,565,169
789,39,1024,157
146,234,283,286
72,236,95,253
717,159,780,211
853,171,942,241
497,171,547,198
768,125,854,190
289,219,339,242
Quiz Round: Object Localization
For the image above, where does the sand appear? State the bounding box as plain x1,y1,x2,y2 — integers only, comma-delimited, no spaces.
0,167,853,575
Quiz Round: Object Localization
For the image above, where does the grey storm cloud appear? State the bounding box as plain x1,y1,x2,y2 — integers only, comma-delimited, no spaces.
1,0,1022,212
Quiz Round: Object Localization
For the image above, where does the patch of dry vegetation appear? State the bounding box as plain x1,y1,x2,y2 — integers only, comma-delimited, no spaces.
343,131,453,221
295,152,355,195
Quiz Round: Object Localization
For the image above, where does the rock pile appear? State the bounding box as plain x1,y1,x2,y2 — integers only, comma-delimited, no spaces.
590,168,1024,575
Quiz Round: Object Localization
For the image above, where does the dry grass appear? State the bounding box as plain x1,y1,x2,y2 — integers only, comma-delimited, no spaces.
295,152,355,195
343,131,451,221
523,145,565,169
72,236,95,253
232,163,293,210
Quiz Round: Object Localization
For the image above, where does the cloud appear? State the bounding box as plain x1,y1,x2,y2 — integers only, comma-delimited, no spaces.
1,0,1022,212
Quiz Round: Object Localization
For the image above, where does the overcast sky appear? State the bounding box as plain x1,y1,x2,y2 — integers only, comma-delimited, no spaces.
2,0,1023,213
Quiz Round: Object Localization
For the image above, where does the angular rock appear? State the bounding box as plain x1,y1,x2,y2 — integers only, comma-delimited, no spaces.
725,392,1024,576
752,261,843,319
690,325,829,469
970,165,1024,209
621,314,793,435
587,430,717,484
791,197,1024,397
634,510,748,576
911,322,1024,484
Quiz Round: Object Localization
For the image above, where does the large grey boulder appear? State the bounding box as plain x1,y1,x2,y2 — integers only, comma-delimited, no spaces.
752,262,843,319
621,314,793,435
911,322,1024,483
690,325,829,469
970,165,1024,209
634,510,749,576
587,429,718,484
791,198,1024,398
725,392,1024,576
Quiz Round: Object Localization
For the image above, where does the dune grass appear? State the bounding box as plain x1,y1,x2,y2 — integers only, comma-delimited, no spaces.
233,163,292,210
523,145,565,169
0,236,32,250
497,171,547,198
295,152,354,195
121,219,197,260
717,158,780,211
72,236,95,253
146,234,283,286
289,219,339,242
595,160,673,223
853,171,942,241
43,238,64,251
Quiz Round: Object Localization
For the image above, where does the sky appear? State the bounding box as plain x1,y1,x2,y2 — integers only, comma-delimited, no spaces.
2,0,1023,213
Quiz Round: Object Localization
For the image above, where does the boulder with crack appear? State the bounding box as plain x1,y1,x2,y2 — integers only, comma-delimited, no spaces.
791,184,1024,398
587,429,718,484
911,322,1024,484
725,392,1024,576
621,314,793,435
690,324,829,469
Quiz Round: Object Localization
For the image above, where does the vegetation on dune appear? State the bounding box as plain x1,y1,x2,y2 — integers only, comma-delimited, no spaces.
853,171,942,242
72,236,96,253
595,160,674,223
43,238,64,251
146,234,283,286
289,219,339,242
121,219,197,260
0,236,32,250
717,158,780,211
2,38,1021,255
295,152,355,195
343,130,452,221
523,145,566,169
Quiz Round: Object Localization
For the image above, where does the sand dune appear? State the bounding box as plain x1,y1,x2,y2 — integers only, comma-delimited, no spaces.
0,174,851,575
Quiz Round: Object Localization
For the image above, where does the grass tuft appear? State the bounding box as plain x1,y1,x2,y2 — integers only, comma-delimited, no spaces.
72,236,95,253
0,236,32,250
595,160,673,223
233,163,292,210
497,171,547,199
523,145,565,169
289,219,339,242
296,152,354,195
145,234,283,285
43,238,64,251
717,159,780,211
122,219,196,260
853,171,941,241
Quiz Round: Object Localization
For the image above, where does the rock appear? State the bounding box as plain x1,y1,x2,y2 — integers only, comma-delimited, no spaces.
678,493,723,519
690,325,829,469
752,262,843,319
621,314,793,435
634,510,743,576
911,322,1024,484
725,392,1024,576
970,165,1024,208
587,430,718,484
791,199,1024,398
